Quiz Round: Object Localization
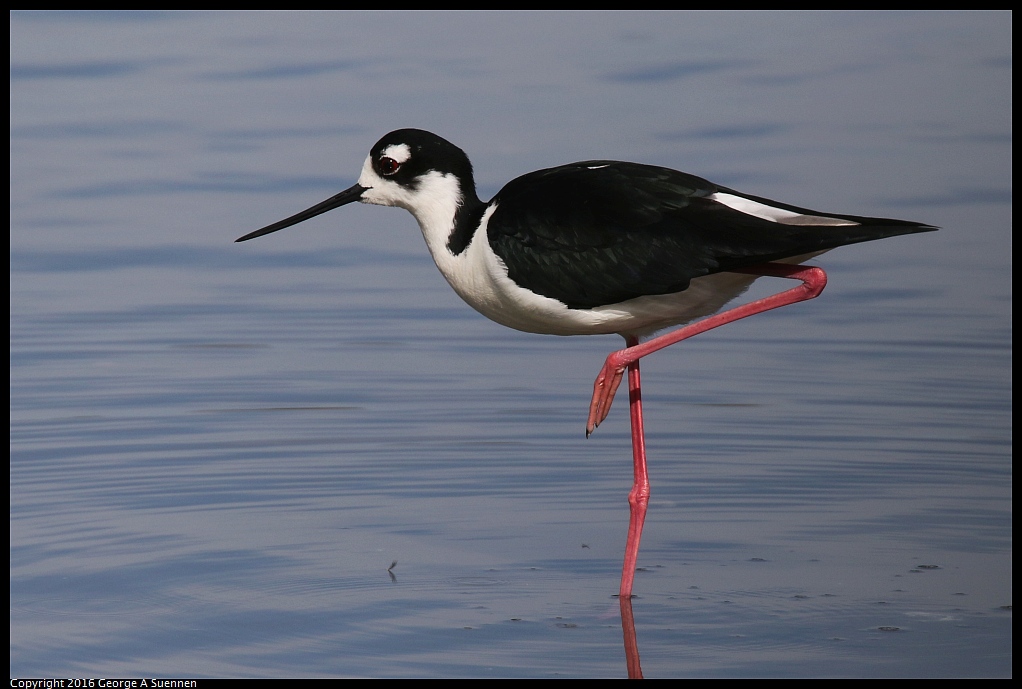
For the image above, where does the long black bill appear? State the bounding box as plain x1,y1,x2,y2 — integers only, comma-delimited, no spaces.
235,183,367,242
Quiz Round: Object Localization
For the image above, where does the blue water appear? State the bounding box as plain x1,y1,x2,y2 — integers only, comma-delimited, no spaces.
11,11,1011,678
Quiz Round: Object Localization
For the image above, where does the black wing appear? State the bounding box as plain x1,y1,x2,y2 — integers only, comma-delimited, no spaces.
487,161,935,309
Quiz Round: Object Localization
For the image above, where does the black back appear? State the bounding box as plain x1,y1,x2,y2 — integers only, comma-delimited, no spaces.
487,162,935,309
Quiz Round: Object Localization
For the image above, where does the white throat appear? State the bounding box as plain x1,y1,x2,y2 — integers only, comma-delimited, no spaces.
356,154,469,277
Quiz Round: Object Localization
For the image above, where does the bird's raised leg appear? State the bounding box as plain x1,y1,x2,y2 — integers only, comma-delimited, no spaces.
589,262,827,601
587,263,828,436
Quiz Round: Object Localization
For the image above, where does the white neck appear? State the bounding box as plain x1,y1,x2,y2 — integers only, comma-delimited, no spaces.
356,155,472,287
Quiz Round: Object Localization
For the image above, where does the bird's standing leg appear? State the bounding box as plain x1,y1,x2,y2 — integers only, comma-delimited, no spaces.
619,333,648,600
590,262,828,600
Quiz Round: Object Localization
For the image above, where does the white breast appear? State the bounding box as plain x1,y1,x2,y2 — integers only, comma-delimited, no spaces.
360,161,818,339
419,202,812,338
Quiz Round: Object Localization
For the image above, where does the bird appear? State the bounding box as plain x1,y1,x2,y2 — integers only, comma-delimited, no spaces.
236,128,936,599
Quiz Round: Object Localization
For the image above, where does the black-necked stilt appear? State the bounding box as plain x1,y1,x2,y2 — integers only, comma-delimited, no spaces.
236,128,936,599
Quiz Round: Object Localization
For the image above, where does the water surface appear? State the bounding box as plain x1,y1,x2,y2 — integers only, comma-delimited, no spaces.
11,10,1011,678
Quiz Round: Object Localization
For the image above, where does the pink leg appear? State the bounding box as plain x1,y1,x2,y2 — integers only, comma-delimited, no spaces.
587,263,827,436
619,334,648,600
591,263,828,600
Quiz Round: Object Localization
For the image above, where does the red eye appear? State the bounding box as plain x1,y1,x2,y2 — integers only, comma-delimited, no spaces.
378,156,401,176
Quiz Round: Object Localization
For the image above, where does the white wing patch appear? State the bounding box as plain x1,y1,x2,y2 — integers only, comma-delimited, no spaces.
711,192,860,226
